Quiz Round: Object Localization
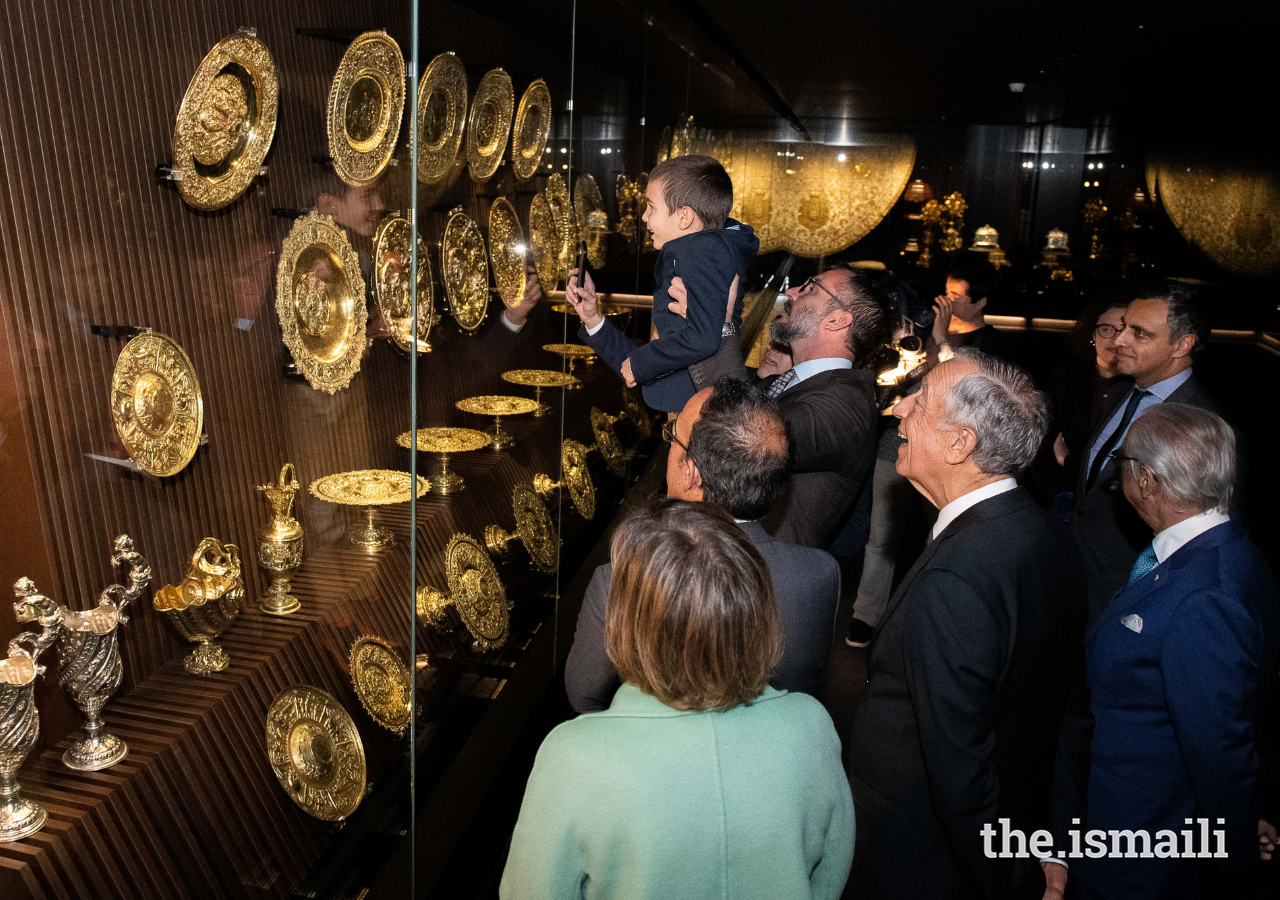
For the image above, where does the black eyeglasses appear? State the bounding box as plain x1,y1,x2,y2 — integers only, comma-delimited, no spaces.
1094,323,1121,339
1108,450,1141,466
662,419,696,463
799,276,840,305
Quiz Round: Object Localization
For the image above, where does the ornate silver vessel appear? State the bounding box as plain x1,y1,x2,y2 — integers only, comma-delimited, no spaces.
2,586,58,842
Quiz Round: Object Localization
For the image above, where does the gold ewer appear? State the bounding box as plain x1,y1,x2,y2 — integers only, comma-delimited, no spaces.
154,538,244,675
256,463,304,616
2,586,58,842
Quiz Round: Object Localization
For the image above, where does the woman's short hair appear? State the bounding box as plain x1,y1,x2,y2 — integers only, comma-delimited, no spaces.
604,499,782,712
1068,289,1133,357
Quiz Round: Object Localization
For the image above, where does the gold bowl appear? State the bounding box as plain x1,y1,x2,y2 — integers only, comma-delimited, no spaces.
153,538,244,675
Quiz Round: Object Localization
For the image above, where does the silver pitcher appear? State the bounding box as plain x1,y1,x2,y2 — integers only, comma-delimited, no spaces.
2,586,58,842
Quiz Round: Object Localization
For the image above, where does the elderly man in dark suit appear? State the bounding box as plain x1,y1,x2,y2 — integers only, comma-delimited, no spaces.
845,349,1084,900
564,378,841,713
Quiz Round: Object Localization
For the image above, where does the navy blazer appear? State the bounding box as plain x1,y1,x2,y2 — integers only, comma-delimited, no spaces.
1078,519,1278,900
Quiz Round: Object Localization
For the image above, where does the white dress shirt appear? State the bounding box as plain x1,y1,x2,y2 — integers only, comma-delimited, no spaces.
1153,507,1230,563
500,310,525,332
1084,367,1193,477
930,478,1017,540
786,357,852,389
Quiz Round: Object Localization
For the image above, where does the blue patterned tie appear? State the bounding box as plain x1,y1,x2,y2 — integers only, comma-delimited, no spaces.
1126,544,1158,587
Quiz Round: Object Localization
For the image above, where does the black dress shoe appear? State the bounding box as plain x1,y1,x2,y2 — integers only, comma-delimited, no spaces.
844,618,873,648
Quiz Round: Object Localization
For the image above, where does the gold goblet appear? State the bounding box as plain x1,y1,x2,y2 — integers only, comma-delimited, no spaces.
256,463,304,616
500,368,580,417
455,395,539,451
416,534,509,651
309,469,430,552
485,483,559,573
153,538,244,675
396,427,490,494
532,439,596,521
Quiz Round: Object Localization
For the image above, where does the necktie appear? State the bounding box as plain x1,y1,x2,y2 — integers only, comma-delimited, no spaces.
767,368,797,398
1087,388,1148,487
1126,543,1158,587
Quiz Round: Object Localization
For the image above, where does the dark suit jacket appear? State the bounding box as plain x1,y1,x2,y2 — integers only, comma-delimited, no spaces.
845,487,1085,899
1077,519,1278,899
563,520,841,713
761,367,878,549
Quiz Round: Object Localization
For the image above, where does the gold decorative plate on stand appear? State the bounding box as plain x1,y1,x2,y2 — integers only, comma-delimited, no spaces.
349,636,411,735
327,31,405,187
550,300,629,320
276,212,368,393
528,193,561,289
542,342,597,379
396,426,490,494
441,208,490,333
574,174,609,268
486,483,558,573
110,332,204,477
511,79,551,180
309,469,429,552
466,68,514,182
501,368,579,416
455,395,539,450
590,407,627,476
416,534,509,651
265,685,366,821
533,439,596,520
622,386,652,438
488,197,527,308
172,28,278,211
545,173,578,276
374,214,435,353
417,52,468,184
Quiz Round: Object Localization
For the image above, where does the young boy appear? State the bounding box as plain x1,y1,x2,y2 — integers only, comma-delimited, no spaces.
565,155,758,413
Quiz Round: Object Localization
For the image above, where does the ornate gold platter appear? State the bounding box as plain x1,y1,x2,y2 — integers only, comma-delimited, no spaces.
327,31,405,187
466,68,514,182
349,636,411,735
373,214,435,353
276,212,368,393
396,426,490,494
501,368,580,416
456,395,538,450
172,28,278,211
511,79,551,180
622,386,652,438
545,173,579,276
417,52,468,185
309,469,429,551
528,192,561,289
488,197,527,308
574,174,609,268
110,332,204,477
486,483,558,572
590,407,627,476
542,342,597,378
441,207,490,333
416,534,509,650
550,301,629,319
265,685,366,821
533,439,596,520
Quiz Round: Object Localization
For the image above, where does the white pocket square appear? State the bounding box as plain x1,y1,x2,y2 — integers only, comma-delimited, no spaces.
1121,614,1143,633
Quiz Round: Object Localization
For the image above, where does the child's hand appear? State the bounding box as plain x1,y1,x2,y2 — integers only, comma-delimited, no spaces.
565,267,603,329
621,357,638,387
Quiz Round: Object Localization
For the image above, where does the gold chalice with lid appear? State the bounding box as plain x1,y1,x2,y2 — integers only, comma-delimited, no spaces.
416,534,509,651
500,368,580,417
542,342,597,382
396,427,490,494
485,483,559,573
532,439,596,520
309,469,429,552
455,395,539,450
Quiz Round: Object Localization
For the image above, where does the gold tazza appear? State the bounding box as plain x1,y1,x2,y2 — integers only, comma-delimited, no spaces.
374,214,435,354
488,197,527,309
416,533,510,651
510,79,551,181
309,469,429,506
276,212,368,394
417,52,468,184
265,685,366,821
466,68,514,182
349,636,412,735
574,173,609,268
545,173,578,277
501,368,580,417
395,427,490,494
441,208,490,332
172,28,278,210
485,482,559,573
110,332,204,477
456,395,540,416
533,438,596,520
327,31,405,187
590,407,627,476
528,192,561,289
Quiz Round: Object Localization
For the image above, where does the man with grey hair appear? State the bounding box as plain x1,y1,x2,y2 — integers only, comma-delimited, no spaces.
845,349,1085,899
1069,403,1278,900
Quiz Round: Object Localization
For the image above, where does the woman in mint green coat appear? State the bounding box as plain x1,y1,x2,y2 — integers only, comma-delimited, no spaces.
501,500,854,900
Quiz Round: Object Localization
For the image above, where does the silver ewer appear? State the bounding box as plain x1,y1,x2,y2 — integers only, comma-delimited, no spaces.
2,585,58,842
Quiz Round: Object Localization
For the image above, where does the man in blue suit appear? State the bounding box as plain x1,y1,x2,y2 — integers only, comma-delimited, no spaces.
1071,403,1278,899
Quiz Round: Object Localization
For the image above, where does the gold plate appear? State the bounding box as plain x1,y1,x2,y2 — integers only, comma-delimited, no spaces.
327,31,405,187
622,387,652,438
172,29,278,211
265,685,366,821
349,636,411,735
510,79,551,181
488,197,527,308
428,534,510,649
441,208,490,332
417,52,467,184
396,427,491,453
545,173,578,276
276,212,368,393
110,332,204,477
542,342,597,359
528,193,561,289
309,469,428,506
550,301,629,318
456,395,540,417
591,407,626,476
532,439,595,520
574,174,609,268
501,369,579,388
373,214,435,353
466,68,514,182
486,483,558,572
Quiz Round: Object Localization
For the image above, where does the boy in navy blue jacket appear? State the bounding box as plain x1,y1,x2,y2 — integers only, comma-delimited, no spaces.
564,155,758,413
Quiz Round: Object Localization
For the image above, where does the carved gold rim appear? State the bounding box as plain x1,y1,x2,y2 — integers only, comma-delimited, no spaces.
442,208,490,332
510,79,551,181
349,636,412,735
562,439,596,520
276,212,367,393
373,214,435,353
110,332,204,477
466,68,514,182
488,197,527,308
574,174,609,268
528,192,561,290
396,427,491,453
591,407,626,476
456,395,540,417
327,31,405,187
510,482,557,572
501,369,579,388
265,685,366,821
173,29,278,211
445,533,509,647
545,173,578,276
308,469,429,506
417,52,467,184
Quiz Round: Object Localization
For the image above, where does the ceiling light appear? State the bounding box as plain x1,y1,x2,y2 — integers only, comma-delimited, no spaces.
1088,163,1095,170
837,153,847,163
1097,162,1104,169
1009,82,1026,93
1042,162,1049,169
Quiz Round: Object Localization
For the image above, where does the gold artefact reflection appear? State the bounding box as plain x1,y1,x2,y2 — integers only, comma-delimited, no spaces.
542,342,597,378
621,386,652,439
656,125,672,164
532,439,596,521
485,483,559,573
349,636,411,735
309,469,429,552
574,174,609,268
327,31,405,187
265,685,366,822
276,211,368,393
172,29,278,210
455,395,539,450
615,174,641,245
0,603,55,842
466,68,514,182
442,207,490,333
374,214,435,354
510,79,552,181
588,407,627,476
153,538,244,675
110,332,204,477
396,427,490,494
501,368,580,416
417,52,468,185
545,173,579,277
528,192,561,289
256,463,304,616
488,197,528,308
416,534,509,651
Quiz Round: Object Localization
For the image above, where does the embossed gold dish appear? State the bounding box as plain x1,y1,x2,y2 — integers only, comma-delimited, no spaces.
309,469,429,552
374,214,435,354
466,68,514,182
574,174,609,268
0,608,54,842
488,197,527,308
395,427,490,494
327,31,405,187
110,332,204,477
528,192,561,289
349,636,411,735
416,534,509,651
153,538,244,675
442,207,490,333
455,395,539,451
501,368,580,417
533,439,596,520
417,52,468,185
542,342,597,378
510,79,551,181
550,300,630,322
276,211,368,393
589,407,627,476
265,685,366,821
485,483,558,573
621,387,652,438
545,173,579,276
256,463,303,616
172,28,278,211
